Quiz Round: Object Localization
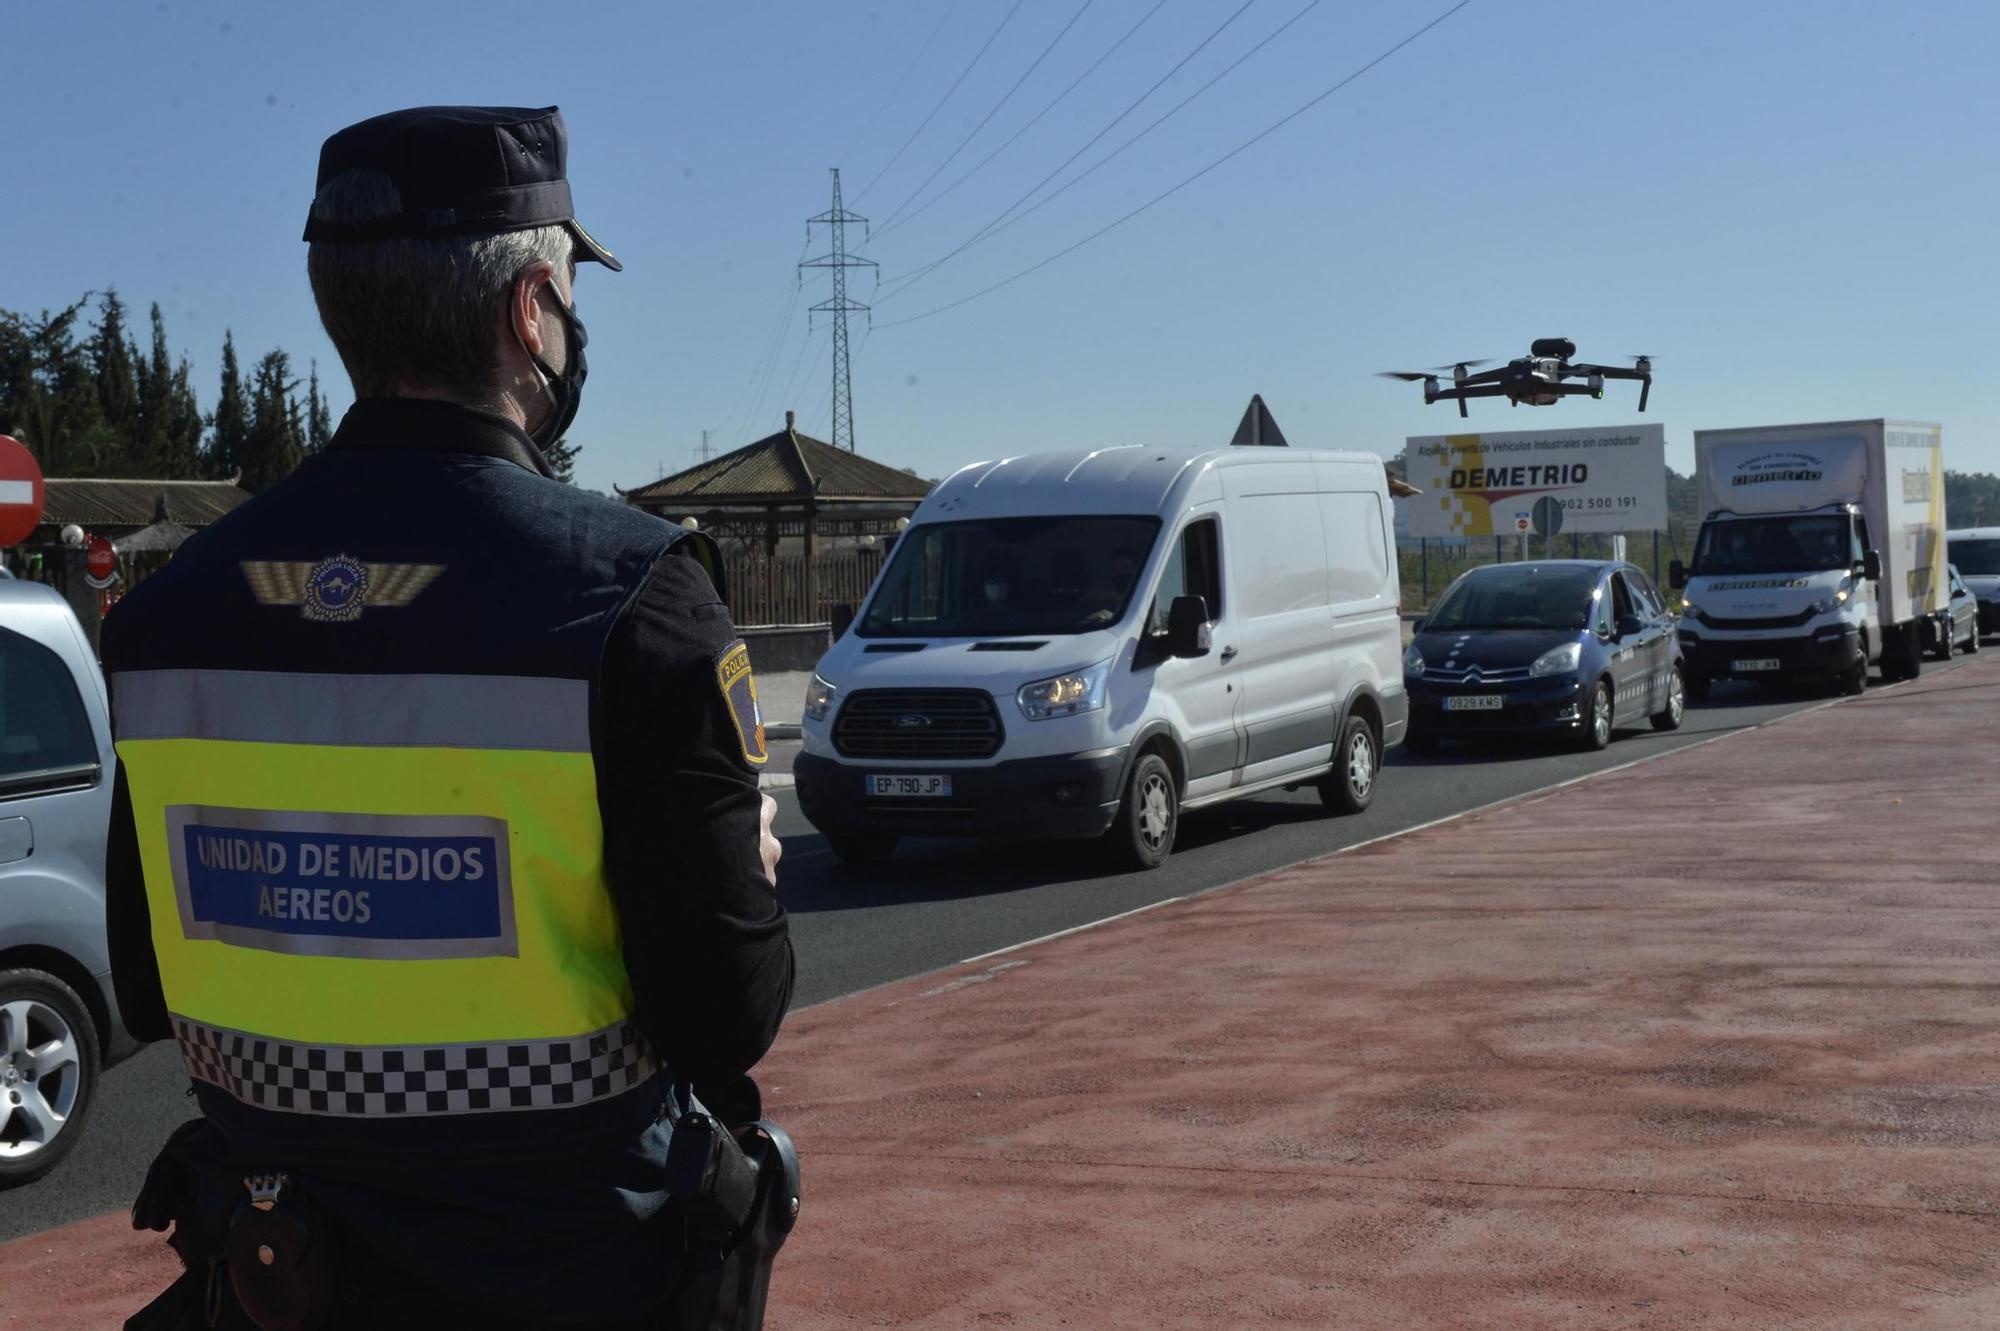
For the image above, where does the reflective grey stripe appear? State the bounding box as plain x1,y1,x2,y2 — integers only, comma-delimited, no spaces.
112,669,590,752
173,1014,655,1117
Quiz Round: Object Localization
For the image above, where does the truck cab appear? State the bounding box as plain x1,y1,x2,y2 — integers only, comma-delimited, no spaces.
1673,503,1879,696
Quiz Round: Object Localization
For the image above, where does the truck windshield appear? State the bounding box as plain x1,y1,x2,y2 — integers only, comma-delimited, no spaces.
1425,565,1599,631
1949,538,2000,575
1695,515,1854,574
861,515,1162,638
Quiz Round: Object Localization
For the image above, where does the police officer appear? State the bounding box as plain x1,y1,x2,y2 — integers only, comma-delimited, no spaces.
104,106,793,1328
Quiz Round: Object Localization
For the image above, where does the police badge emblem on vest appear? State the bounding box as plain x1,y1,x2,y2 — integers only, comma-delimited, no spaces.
241,556,446,621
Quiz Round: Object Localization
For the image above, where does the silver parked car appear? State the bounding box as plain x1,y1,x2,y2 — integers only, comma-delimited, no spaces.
0,579,119,1184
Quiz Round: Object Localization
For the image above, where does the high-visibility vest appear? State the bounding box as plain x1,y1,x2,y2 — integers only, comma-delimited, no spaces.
105,425,699,1121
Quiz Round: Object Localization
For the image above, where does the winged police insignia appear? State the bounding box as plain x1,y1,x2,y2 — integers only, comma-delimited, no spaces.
241,556,445,622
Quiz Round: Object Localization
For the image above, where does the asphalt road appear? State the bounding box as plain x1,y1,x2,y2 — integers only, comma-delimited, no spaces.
3,663,1967,1242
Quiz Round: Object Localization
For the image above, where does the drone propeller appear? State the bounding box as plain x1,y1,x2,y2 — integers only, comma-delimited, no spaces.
1377,371,1437,382
1626,354,1658,365
1428,360,1492,373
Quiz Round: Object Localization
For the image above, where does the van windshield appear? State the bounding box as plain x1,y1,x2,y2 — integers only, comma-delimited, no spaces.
861,516,1161,638
1695,515,1855,575
1425,565,1599,631
1949,538,2000,576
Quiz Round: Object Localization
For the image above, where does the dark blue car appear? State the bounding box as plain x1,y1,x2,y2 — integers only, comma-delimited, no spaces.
1404,560,1685,752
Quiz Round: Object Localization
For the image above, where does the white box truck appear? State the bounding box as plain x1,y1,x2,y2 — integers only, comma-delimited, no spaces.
1671,419,1945,695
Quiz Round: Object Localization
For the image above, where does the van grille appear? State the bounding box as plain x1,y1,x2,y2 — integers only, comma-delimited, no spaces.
832,690,1004,760
1690,607,1816,631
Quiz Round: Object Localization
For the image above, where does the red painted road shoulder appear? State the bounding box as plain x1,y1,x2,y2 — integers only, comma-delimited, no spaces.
8,659,1999,1327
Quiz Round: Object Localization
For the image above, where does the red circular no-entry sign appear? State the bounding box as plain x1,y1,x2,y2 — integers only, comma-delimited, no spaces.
0,435,46,548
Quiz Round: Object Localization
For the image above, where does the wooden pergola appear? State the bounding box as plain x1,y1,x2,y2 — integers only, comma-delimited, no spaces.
620,412,932,613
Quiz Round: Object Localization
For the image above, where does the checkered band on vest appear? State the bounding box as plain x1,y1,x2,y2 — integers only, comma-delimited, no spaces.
173,1016,656,1117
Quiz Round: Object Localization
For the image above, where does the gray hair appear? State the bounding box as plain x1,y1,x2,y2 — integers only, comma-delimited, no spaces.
306,169,573,400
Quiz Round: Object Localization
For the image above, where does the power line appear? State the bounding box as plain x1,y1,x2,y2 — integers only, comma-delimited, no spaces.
880,0,1325,304
852,0,1029,207
877,0,1475,330
718,246,806,447
874,0,1098,235
835,0,966,169
869,0,1169,245
872,0,1257,299
775,323,828,425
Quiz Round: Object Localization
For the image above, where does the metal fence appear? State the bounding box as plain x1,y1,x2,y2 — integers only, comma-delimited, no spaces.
721,551,884,627
1398,523,1696,612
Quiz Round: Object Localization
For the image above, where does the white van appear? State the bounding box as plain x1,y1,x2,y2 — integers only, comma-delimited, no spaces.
794,446,1407,870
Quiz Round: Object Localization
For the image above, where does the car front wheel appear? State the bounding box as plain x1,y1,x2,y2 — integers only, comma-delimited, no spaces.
1577,679,1613,751
0,969,100,1187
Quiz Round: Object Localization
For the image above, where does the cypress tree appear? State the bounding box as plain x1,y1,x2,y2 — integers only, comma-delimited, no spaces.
304,361,334,453
90,290,141,463
240,348,303,493
209,331,250,479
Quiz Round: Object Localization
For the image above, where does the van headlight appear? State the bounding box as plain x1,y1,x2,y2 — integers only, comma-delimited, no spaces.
1017,660,1111,720
1808,580,1854,616
1529,642,1583,678
1403,643,1425,675
804,673,837,722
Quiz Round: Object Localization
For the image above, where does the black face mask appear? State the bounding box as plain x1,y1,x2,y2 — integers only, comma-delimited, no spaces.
524,282,588,451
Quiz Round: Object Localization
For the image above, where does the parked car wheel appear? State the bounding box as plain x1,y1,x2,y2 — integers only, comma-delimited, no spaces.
1966,626,1981,655
1319,715,1378,815
0,969,100,1187
1576,679,1613,751
826,830,899,867
1930,616,1954,661
1650,665,1685,731
1108,751,1178,871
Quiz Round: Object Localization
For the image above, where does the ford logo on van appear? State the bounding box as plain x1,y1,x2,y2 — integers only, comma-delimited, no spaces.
894,714,931,730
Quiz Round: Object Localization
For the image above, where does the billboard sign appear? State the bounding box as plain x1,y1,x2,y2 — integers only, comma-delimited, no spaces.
1403,423,1667,538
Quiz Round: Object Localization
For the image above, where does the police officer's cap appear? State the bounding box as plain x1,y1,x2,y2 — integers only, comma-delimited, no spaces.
303,105,620,271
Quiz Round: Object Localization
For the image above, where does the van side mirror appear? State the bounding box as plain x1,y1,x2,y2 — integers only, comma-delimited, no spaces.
1166,595,1211,659
1859,549,1882,582
830,602,855,640
1668,560,1686,589
1615,613,1645,640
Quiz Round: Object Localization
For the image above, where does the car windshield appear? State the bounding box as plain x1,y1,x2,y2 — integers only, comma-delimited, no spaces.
1695,515,1852,574
1424,566,1599,631
861,515,1161,638
1949,538,2000,576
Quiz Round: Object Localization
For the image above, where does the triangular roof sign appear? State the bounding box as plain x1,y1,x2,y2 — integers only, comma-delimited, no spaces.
1229,394,1289,447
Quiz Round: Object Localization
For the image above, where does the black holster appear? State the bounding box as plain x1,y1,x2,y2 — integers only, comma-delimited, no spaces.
664,1080,802,1331
124,1122,341,1331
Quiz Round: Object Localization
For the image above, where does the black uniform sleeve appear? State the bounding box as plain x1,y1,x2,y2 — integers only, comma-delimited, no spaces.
104,759,172,1043
598,543,794,1086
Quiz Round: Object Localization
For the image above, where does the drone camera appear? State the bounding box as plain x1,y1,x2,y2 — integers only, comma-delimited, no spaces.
1530,337,1576,360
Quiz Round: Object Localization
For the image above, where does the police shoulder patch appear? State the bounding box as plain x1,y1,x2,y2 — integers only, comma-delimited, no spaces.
715,640,768,767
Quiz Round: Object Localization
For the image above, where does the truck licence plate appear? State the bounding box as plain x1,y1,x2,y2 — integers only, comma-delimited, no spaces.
1444,694,1503,711
868,774,952,798
1732,658,1781,672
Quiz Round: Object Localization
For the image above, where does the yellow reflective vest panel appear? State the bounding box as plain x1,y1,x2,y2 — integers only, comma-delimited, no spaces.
113,667,653,1117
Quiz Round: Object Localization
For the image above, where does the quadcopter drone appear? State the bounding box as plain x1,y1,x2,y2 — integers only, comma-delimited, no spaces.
1379,338,1654,417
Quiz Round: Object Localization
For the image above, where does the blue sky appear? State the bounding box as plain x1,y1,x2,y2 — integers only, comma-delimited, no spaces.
4,1,1995,493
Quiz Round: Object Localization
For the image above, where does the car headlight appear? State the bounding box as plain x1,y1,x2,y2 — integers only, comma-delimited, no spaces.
1404,643,1425,675
1017,660,1112,721
804,673,837,722
1529,642,1583,678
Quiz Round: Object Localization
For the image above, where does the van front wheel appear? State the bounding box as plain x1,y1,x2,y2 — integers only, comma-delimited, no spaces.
1319,716,1378,815
1107,752,1178,871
